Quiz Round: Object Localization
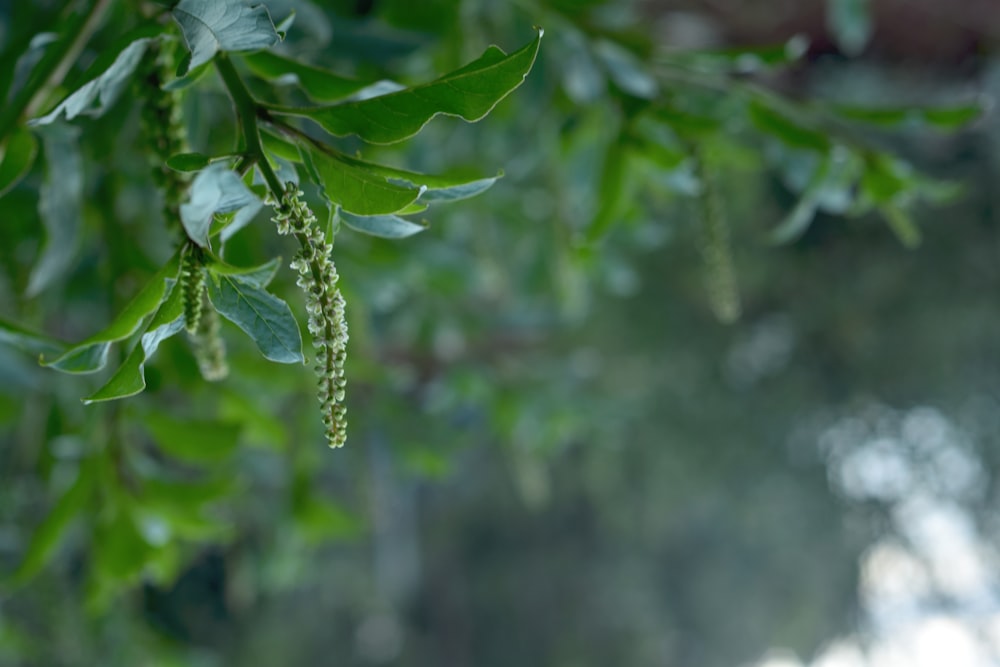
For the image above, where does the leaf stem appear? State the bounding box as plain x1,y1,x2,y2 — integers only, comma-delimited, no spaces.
214,54,285,198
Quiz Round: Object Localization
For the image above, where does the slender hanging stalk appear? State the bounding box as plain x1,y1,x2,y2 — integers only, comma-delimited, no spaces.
190,296,229,382
138,40,189,231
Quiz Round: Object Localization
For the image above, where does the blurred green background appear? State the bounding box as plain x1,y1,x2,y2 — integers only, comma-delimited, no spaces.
1,0,1000,665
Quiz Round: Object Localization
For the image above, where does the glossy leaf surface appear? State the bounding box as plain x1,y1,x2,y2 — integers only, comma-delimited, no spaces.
206,274,303,364
271,30,542,144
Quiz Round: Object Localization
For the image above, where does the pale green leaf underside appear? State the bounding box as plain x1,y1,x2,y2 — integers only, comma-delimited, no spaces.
29,39,152,126
827,0,873,57
334,152,501,202
181,164,261,248
41,254,181,373
271,29,543,145
207,274,303,364
172,0,281,74
84,281,186,403
339,210,427,239
27,124,83,296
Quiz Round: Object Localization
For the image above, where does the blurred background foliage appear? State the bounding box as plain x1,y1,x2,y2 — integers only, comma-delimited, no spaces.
1,0,1000,665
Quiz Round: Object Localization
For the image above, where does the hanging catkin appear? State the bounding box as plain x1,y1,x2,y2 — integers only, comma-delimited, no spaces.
693,144,741,323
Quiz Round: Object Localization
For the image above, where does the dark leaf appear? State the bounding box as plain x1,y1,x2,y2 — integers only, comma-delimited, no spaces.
0,128,38,197
206,274,303,364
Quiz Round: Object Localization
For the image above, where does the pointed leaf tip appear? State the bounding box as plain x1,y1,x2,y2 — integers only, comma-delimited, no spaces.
270,31,542,144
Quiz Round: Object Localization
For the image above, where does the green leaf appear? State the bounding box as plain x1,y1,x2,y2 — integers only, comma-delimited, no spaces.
0,318,65,357
302,146,422,216
593,40,657,99
89,509,153,595
206,274,303,364
26,123,83,296
0,128,38,197
261,130,303,163
172,0,281,75
241,50,375,103
166,152,212,172
139,507,233,543
827,0,873,57
141,412,242,463
659,35,809,73
134,474,238,542
293,495,362,544
749,101,830,152
921,103,983,129
141,474,238,508
881,204,921,248
339,209,428,238
205,256,280,288
180,163,261,248
334,152,501,203
586,139,632,243
650,106,721,140
831,106,910,126
860,153,909,205
273,9,296,37
270,29,542,144
632,132,687,171
29,38,153,126
41,254,181,373
84,281,186,403
832,102,983,130
163,59,213,91
10,464,92,585
769,154,831,244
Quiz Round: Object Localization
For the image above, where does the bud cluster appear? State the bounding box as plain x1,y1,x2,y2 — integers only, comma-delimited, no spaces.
268,185,349,447
190,297,229,382
180,244,206,334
